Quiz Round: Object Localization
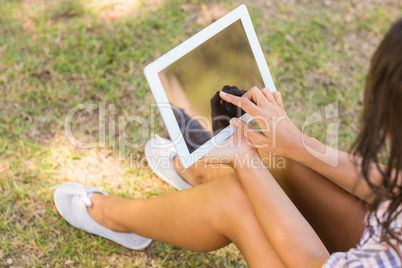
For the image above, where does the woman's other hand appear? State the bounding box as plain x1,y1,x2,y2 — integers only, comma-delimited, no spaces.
203,123,261,168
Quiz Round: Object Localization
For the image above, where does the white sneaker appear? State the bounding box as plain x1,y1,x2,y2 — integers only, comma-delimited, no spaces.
144,135,192,191
52,183,152,250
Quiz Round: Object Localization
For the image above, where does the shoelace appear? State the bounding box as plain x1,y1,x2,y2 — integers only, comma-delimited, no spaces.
51,183,92,207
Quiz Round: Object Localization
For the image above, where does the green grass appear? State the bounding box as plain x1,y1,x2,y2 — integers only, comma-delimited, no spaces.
0,0,401,266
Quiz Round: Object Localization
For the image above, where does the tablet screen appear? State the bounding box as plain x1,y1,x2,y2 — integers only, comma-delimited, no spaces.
158,19,263,153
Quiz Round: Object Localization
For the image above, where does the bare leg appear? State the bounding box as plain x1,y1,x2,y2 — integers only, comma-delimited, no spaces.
88,176,285,267
277,157,366,253
174,152,366,253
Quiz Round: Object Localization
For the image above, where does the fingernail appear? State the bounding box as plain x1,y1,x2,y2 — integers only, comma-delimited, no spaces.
219,91,227,97
230,118,239,127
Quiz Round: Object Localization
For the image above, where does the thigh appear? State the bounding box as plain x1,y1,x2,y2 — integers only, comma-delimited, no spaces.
260,151,366,253
122,175,285,267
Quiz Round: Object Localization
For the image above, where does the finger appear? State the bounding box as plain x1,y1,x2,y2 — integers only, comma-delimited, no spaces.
244,86,270,106
224,100,235,111
272,91,283,107
219,91,260,115
210,91,222,107
221,85,231,93
227,86,243,111
220,91,269,129
230,118,268,149
260,88,276,103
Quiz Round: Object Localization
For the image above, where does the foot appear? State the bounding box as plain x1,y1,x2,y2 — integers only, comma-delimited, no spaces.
52,183,152,250
87,193,128,233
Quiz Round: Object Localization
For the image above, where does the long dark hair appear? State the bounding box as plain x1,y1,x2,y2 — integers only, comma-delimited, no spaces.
352,18,402,246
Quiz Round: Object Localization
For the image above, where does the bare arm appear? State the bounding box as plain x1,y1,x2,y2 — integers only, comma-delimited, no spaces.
219,88,383,204
289,135,381,203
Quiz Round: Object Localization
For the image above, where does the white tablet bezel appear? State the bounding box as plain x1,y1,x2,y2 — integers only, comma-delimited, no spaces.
144,4,276,169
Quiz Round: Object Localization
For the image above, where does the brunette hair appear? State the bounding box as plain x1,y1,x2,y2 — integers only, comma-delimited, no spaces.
352,18,402,246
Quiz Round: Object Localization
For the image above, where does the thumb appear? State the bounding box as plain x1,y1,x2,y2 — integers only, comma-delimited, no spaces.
230,118,268,148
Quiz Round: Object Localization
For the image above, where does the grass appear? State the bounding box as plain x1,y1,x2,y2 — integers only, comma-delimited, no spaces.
0,0,401,267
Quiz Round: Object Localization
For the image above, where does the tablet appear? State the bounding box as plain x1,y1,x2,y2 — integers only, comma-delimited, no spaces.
144,4,276,169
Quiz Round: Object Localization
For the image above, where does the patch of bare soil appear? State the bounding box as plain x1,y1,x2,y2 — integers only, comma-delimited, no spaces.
47,133,172,195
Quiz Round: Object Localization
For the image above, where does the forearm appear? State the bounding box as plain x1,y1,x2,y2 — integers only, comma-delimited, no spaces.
219,89,381,203
287,135,380,203
234,154,329,267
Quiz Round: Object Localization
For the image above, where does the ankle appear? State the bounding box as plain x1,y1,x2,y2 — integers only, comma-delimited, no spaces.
89,194,128,233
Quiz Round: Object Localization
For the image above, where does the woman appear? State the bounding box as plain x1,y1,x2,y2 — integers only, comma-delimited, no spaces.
53,18,402,267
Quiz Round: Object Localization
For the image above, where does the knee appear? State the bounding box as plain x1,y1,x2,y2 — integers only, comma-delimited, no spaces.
218,176,249,207
206,176,251,230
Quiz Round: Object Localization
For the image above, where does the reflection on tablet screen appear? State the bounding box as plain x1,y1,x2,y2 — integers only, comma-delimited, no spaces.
158,19,264,153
